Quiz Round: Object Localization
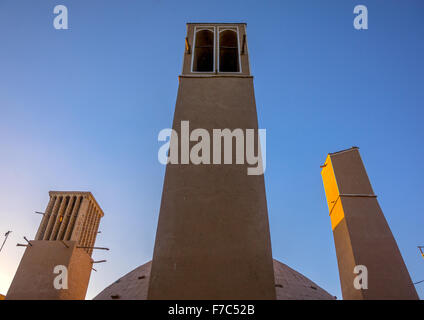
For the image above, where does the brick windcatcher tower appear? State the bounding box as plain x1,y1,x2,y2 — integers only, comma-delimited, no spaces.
321,148,418,300
6,191,104,300
147,23,276,300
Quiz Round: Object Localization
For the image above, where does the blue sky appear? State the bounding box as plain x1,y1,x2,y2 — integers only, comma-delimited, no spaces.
0,0,423,299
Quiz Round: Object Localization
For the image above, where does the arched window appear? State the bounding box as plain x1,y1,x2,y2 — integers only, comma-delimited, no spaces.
219,30,240,72
192,29,214,72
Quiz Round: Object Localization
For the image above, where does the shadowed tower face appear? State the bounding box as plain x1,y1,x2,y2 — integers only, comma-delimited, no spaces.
321,148,418,300
147,23,276,299
6,191,104,300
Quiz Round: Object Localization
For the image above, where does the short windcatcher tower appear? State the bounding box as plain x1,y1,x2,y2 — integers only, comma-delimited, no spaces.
6,191,104,300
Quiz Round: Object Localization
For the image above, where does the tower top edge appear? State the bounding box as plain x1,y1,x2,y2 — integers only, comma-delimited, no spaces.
328,146,360,157
186,22,247,25
48,191,104,216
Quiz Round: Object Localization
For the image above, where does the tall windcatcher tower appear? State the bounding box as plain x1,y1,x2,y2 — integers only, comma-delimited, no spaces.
6,191,104,300
321,148,418,300
147,23,276,299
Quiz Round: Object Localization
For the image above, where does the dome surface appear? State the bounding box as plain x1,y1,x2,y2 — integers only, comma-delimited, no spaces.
93,259,335,300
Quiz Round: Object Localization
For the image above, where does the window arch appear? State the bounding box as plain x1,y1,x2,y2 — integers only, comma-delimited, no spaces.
192,29,214,72
219,29,240,72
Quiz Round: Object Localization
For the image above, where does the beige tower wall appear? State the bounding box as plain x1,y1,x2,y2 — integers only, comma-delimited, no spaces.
148,23,275,299
7,191,104,300
148,77,275,300
321,148,418,300
6,241,93,300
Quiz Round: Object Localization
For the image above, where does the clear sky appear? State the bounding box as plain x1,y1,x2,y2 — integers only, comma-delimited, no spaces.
0,0,423,299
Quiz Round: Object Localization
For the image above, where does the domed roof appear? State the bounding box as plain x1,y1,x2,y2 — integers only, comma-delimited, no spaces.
93,259,335,300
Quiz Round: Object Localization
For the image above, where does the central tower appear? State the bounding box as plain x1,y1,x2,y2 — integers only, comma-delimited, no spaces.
147,23,276,299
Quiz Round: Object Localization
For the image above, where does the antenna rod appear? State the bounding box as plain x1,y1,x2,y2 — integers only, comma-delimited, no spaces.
0,231,12,253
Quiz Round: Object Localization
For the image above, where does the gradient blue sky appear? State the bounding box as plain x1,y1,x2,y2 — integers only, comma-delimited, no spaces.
0,0,423,299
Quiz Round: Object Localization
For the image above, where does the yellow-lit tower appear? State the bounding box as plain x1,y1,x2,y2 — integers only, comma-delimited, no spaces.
321,147,418,300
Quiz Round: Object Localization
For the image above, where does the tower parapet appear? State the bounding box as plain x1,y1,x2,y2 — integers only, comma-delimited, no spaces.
36,191,104,256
